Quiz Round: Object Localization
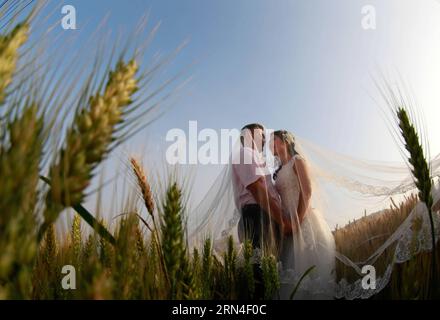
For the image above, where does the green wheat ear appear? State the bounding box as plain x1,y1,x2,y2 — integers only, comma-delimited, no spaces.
134,224,146,256
397,107,437,297
0,103,42,299
397,108,433,208
223,236,237,299
113,213,139,299
261,254,279,300
181,255,200,300
243,239,255,298
0,23,29,104
160,182,187,299
201,238,213,298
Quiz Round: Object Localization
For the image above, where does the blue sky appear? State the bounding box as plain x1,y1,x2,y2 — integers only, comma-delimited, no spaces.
26,0,440,229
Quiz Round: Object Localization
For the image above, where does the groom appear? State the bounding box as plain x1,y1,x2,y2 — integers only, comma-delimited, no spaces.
233,123,293,246
232,123,292,297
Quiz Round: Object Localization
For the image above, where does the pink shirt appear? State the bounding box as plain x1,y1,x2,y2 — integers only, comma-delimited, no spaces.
232,147,280,209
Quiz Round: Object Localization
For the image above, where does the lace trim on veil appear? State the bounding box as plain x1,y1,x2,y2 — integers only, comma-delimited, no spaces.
214,197,440,299
212,175,440,300
335,202,440,299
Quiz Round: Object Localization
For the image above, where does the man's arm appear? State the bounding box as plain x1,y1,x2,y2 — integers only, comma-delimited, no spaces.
247,177,294,235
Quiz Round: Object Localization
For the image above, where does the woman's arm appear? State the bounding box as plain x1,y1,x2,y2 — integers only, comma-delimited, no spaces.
294,157,312,224
434,200,440,212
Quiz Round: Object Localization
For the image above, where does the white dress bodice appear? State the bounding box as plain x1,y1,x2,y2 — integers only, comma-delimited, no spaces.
275,157,301,221
274,155,336,299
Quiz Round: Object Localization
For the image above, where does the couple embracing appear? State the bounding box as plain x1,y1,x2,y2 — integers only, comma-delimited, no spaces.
232,123,336,300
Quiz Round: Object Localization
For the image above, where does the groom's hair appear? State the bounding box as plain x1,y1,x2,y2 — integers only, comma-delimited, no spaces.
241,123,264,132
240,123,265,146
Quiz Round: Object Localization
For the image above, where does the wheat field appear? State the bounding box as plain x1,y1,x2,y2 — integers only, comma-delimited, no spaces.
1,3,439,300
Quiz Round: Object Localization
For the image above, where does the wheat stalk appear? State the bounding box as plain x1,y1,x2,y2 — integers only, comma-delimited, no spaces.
98,219,113,268
160,182,187,299
41,223,57,273
397,107,437,297
129,156,173,288
201,238,213,298
243,239,255,299
223,236,237,299
130,157,155,214
0,23,28,104
261,254,279,300
40,59,139,239
289,265,316,300
0,103,42,220
82,234,96,264
113,213,139,299
0,103,42,299
71,213,82,261
397,109,433,209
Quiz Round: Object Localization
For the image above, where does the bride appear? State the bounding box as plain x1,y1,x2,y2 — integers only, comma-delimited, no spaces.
270,130,336,299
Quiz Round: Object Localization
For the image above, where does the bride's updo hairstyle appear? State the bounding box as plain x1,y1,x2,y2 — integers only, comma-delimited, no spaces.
272,130,299,181
273,130,299,157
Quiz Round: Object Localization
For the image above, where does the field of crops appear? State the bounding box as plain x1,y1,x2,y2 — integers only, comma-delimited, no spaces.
1,1,439,300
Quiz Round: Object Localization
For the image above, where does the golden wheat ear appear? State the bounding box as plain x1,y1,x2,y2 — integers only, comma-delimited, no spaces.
130,157,155,215
128,156,174,287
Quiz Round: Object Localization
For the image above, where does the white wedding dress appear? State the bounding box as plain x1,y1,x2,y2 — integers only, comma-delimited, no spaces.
275,155,336,299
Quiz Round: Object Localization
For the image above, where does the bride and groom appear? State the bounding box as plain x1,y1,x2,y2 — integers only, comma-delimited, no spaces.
189,120,440,300
232,123,336,299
